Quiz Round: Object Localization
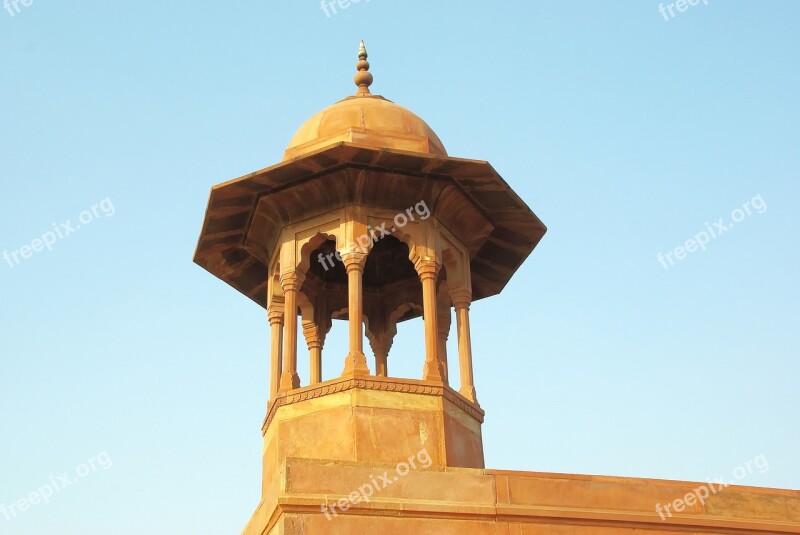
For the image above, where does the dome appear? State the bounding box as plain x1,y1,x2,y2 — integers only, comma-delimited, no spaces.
284,95,447,160
283,41,446,161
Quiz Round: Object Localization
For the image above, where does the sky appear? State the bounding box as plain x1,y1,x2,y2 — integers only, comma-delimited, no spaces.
1,1,798,533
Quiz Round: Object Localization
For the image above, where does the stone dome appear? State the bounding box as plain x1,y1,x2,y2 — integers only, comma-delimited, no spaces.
283,95,447,160
282,41,446,160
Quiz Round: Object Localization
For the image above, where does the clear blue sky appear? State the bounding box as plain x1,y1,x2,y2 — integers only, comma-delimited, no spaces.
1,1,798,533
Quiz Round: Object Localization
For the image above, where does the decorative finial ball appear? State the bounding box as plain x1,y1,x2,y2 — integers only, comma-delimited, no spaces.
354,71,373,88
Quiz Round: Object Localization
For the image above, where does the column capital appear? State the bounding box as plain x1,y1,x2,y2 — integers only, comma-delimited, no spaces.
268,303,285,325
413,257,441,279
368,333,393,357
449,286,472,309
279,271,305,292
302,320,324,350
340,250,368,272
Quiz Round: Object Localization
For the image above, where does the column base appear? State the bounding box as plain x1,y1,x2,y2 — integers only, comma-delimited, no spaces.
422,359,447,384
341,351,370,377
279,371,301,391
459,386,478,405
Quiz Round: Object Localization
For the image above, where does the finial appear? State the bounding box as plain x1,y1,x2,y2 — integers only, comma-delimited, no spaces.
354,40,373,95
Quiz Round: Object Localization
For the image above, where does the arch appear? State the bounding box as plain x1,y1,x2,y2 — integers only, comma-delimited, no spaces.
267,251,284,305
365,214,426,266
296,231,341,276
396,225,425,266
440,232,470,292
296,291,315,322
330,306,349,320
387,302,424,339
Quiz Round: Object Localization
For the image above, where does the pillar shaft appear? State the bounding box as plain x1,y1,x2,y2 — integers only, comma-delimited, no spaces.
342,252,370,376
437,294,451,383
303,320,323,384
451,288,477,403
309,347,322,384
279,273,303,391
375,353,388,376
369,334,392,377
416,259,445,382
268,305,284,399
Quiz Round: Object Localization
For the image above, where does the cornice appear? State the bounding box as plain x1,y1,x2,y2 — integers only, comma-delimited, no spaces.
262,376,484,435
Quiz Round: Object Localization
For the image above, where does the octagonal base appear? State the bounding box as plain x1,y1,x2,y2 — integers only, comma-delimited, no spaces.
260,376,484,496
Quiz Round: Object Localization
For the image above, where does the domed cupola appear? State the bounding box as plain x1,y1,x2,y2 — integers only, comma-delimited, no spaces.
284,41,446,160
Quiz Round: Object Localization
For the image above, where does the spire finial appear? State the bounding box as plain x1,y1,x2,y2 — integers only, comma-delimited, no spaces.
354,40,373,95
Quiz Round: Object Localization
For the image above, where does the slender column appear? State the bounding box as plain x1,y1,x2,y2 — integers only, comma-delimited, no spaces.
302,320,323,384
369,334,392,377
268,303,284,399
451,287,477,403
436,290,451,383
415,258,445,382
341,251,370,376
375,352,388,377
279,272,304,391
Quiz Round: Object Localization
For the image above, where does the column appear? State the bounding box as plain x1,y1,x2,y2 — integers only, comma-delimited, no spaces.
341,251,370,376
279,271,304,391
303,320,323,384
451,287,477,403
268,303,284,399
437,289,451,383
369,334,392,377
415,258,445,382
